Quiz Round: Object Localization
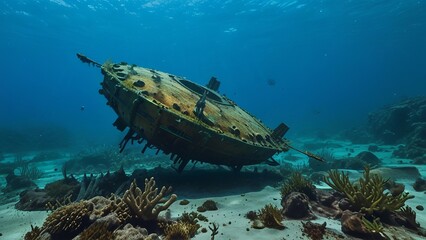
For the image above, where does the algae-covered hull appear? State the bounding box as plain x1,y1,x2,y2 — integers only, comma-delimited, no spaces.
78,54,293,171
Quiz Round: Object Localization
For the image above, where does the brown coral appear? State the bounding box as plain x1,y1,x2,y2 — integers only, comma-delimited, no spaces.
78,221,114,240
163,222,198,240
123,178,177,221
302,221,326,240
42,200,93,238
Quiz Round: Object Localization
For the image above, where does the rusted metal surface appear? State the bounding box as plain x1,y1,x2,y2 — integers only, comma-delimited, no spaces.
79,54,293,171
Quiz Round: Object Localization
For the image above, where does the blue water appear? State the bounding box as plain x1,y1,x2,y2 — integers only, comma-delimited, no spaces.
1,0,426,147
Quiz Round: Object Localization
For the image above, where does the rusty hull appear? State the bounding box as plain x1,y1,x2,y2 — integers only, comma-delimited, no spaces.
98,61,289,171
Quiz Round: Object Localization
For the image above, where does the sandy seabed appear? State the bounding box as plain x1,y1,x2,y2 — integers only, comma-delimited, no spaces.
1,138,425,240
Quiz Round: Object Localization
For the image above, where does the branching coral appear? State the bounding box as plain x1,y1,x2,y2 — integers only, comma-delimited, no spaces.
281,172,316,200
361,217,388,239
398,206,420,229
123,177,177,221
324,166,413,215
258,204,285,230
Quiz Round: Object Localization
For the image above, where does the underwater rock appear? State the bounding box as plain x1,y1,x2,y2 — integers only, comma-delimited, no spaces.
340,210,370,236
282,192,314,219
251,219,265,229
337,198,353,212
179,199,190,205
370,167,421,181
197,200,218,212
368,145,380,152
330,151,381,170
392,123,426,159
16,177,80,211
16,189,53,211
3,172,37,193
413,178,426,192
369,97,426,149
384,180,405,197
355,151,380,166
45,176,80,199
316,191,336,207
302,221,327,240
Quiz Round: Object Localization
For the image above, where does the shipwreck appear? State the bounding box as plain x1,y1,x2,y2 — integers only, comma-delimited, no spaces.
77,53,321,172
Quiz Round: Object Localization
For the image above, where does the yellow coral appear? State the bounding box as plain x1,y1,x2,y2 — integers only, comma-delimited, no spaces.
324,166,413,215
163,222,198,240
42,201,93,237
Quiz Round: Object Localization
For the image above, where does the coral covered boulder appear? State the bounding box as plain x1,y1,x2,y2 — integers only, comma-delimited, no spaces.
341,210,370,236
282,192,314,219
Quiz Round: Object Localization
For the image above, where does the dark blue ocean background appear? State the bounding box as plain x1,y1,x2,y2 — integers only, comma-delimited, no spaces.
1,0,425,150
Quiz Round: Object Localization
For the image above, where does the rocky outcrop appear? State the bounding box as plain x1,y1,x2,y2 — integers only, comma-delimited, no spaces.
281,192,315,219
368,97,426,159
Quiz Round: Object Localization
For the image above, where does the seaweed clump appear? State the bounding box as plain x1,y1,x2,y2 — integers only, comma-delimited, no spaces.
302,221,327,240
324,166,414,215
281,172,317,200
258,204,285,230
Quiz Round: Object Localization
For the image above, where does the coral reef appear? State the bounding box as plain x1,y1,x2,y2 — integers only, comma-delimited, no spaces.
324,166,413,215
368,97,426,158
280,172,316,200
24,177,177,239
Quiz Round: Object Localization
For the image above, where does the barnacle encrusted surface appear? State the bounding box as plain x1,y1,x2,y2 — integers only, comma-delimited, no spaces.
324,166,414,215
